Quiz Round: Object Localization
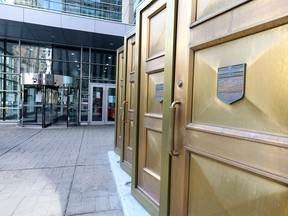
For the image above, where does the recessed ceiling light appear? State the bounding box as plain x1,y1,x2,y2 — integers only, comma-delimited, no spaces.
71,52,75,56
108,56,112,59
109,43,114,46
106,64,109,65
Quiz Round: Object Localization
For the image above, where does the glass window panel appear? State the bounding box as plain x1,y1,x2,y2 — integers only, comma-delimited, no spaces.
6,92,20,107
6,42,19,57
5,108,19,121
66,5,80,14
91,64,103,80
0,56,4,72
21,58,52,74
0,91,3,107
0,108,3,120
49,0,63,11
52,61,80,77
0,41,4,56
103,65,116,82
81,110,88,121
80,95,88,110
53,47,81,62
21,43,51,59
6,74,20,91
5,57,19,74
0,73,3,90
82,63,89,77
91,51,116,65
82,49,89,63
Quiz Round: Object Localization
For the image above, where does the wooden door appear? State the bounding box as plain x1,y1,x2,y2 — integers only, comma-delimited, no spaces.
132,0,177,214
121,29,136,174
170,0,288,215
115,46,124,153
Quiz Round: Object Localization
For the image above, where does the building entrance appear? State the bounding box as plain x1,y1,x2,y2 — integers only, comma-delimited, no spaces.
90,83,116,125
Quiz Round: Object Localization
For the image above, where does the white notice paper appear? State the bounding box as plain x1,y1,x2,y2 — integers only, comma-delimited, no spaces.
36,94,42,102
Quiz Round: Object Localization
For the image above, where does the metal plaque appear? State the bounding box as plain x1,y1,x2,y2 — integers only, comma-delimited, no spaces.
217,63,246,104
155,83,164,103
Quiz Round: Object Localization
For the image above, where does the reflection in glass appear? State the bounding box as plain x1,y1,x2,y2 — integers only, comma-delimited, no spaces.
21,58,52,74
68,88,79,124
107,87,115,122
53,47,81,62
23,87,42,125
6,42,19,57
52,61,80,77
92,86,103,121
21,44,52,60
91,64,116,82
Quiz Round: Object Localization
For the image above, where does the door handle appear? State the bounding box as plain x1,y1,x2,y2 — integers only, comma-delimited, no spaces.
168,101,181,156
122,101,128,122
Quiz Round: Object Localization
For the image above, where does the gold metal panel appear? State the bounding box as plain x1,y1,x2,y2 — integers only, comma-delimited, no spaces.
186,128,288,183
190,0,288,50
145,54,165,74
196,0,238,20
130,82,134,109
122,30,136,171
146,130,162,175
148,8,166,58
129,120,133,147
148,71,164,114
115,47,124,152
188,154,288,215
192,24,288,136
132,43,136,72
144,115,163,133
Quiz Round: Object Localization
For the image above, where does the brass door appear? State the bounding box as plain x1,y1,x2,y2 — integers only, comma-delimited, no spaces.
170,0,288,215
121,30,136,174
115,46,124,153
133,0,176,214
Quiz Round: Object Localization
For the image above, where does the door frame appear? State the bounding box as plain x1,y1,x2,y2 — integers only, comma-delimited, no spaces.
89,83,116,125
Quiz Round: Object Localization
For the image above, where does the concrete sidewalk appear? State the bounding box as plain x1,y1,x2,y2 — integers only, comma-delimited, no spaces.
0,125,122,216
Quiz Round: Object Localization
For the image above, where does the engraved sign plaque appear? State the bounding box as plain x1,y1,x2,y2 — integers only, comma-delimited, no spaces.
155,83,164,103
217,63,246,104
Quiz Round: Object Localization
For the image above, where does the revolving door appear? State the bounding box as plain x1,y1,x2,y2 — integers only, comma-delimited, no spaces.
22,85,79,128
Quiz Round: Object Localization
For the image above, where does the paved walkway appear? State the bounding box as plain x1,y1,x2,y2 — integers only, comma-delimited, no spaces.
0,125,123,216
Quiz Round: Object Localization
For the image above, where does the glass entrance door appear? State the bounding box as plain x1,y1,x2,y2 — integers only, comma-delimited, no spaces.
90,84,115,125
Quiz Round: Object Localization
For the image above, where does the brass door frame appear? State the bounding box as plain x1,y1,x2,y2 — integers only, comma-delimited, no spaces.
114,46,124,154
120,28,136,176
131,0,178,215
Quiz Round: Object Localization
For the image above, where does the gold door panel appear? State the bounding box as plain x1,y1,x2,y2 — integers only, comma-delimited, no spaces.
115,47,124,152
136,0,167,207
192,24,288,136
185,1,288,215
188,154,288,216
148,8,166,58
122,30,136,172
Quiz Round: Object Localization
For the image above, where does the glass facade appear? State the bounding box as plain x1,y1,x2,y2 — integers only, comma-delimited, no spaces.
2,0,122,22
0,41,21,121
0,39,116,125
